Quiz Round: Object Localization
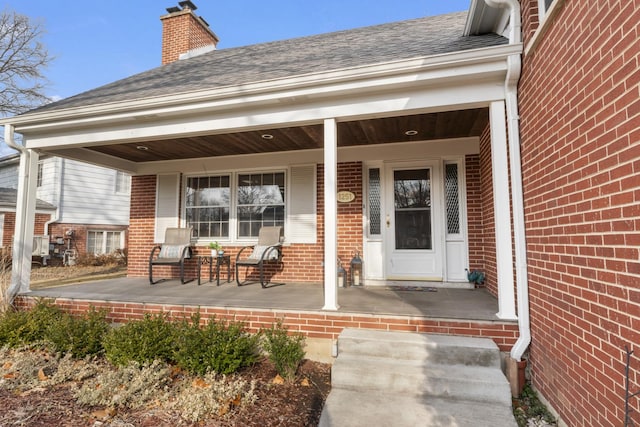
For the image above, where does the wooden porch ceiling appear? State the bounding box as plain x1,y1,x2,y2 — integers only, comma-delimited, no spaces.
88,108,488,162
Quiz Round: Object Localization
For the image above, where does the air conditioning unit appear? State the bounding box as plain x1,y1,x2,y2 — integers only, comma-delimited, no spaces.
32,235,50,257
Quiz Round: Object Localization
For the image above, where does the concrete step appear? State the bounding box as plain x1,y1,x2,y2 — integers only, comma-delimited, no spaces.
337,328,501,368
331,354,512,405
319,389,518,427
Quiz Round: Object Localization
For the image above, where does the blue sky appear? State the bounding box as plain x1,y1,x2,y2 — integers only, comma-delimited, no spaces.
5,1,471,102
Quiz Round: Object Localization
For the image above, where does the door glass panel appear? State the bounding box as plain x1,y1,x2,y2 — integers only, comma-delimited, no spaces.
368,168,381,236
394,169,431,250
445,163,460,235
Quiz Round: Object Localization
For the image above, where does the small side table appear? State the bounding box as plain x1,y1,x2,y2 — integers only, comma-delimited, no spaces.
197,255,231,286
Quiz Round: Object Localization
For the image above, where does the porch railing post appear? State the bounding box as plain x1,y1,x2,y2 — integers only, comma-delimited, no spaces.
323,118,339,310
490,100,517,320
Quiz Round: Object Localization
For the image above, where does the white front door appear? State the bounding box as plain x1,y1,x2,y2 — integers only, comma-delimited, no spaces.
385,161,443,280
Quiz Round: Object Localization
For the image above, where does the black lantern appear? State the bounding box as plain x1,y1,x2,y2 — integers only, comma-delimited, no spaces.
350,251,363,286
337,258,347,288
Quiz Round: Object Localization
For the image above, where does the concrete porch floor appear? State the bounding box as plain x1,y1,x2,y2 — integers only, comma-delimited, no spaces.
24,276,504,322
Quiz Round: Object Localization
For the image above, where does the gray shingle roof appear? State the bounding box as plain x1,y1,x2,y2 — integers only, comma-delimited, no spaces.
0,188,56,210
31,11,506,114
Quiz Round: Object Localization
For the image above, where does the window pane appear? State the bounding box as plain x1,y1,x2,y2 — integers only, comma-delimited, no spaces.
445,163,460,235
87,231,104,255
368,168,381,235
394,169,431,250
105,231,121,253
186,176,230,238
115,171,131,194
237,172,285,238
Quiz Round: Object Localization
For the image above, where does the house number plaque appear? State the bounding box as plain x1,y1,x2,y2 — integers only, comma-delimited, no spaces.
337,191,355,203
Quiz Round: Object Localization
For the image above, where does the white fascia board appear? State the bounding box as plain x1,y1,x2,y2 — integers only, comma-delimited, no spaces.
24,77,505,152
6,44,520,134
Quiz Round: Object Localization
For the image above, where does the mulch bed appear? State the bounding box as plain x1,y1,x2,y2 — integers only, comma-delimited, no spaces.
0,359,331,427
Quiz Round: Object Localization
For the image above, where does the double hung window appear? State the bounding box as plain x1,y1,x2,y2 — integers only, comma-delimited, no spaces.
185,171,285,240
185,176,230,239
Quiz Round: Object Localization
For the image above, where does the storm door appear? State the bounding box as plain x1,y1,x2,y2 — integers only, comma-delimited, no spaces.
385,161,443,280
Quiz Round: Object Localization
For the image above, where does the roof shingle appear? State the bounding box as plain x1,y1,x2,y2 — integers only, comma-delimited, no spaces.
30,11,506,114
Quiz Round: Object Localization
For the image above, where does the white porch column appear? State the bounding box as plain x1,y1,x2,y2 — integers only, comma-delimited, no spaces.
323,118,339,310
490,101,517,320
9,148,39,300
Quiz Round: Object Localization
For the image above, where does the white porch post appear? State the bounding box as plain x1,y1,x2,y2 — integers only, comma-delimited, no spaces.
9,148,39,300
490,101,517,320
323,118,339,310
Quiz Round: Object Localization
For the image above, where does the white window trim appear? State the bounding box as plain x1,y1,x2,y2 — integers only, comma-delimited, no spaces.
525,0,566,56
183,167,287,245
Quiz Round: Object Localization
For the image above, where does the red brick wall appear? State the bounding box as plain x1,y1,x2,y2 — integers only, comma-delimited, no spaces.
161,10,217,65
47,223,128,258
128,175,158,277
519,1,640,425
14,296,519,352
479,125,499,297
128,164,364,284
1,212,51,248
466,154,485,281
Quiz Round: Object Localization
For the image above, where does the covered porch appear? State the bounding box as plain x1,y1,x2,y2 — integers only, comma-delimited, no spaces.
4,8,527,363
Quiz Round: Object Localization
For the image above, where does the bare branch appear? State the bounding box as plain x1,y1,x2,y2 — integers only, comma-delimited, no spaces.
0,8,53,116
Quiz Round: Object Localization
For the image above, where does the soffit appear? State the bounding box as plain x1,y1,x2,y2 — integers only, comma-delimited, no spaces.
86,108,488,163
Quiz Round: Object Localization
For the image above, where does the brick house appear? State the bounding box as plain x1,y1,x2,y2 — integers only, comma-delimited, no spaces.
1,1,638,425
518,0,640,425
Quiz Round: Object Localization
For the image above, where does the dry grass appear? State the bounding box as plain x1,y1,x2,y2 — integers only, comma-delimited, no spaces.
0,249,11,314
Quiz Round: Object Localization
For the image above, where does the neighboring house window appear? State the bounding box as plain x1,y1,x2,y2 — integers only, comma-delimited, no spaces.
87,230,124,255
115,170,131,194
36,162,43,187
237,172,285,238
538,0,556,20
185,175,231,239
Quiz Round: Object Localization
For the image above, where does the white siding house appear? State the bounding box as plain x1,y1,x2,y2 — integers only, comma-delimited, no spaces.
0,154,130,262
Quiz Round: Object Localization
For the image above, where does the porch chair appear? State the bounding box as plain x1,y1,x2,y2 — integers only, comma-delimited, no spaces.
149,227,194,285
235,226,284,288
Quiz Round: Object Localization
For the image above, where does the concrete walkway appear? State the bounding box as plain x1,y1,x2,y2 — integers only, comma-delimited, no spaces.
319,329,518,427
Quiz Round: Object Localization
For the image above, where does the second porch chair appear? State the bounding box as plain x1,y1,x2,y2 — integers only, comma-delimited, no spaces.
149,227,194,285
235,226,283,288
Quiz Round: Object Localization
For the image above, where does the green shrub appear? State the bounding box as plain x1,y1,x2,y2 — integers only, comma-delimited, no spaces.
0,309,30,347
103,313,176,366
261,320,306,381
45,307,109,358
174,315,260,375
0,299,62,347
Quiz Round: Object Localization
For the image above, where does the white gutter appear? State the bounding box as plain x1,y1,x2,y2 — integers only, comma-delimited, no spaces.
483,0,530,362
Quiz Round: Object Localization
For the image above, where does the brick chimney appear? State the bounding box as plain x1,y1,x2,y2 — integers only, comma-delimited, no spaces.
161,1,219,65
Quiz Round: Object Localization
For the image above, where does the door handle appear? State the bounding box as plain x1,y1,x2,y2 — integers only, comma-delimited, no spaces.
386,215,390,228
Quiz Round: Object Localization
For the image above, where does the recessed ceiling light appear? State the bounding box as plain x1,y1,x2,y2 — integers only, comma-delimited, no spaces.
261,134,274,140
404,130,418,136
136,145,149,150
